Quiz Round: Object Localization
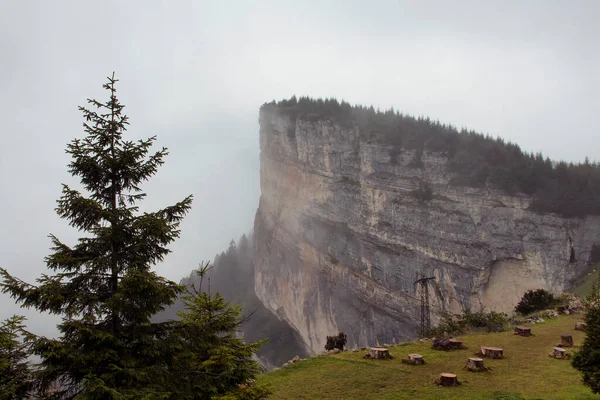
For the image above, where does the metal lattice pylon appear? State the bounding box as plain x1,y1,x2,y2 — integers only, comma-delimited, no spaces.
414,274,436,337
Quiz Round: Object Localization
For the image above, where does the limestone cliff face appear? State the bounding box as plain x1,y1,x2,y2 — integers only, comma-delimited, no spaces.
253,108,600,354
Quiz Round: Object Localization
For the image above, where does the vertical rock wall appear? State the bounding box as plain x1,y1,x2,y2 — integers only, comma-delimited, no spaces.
254,108,600,353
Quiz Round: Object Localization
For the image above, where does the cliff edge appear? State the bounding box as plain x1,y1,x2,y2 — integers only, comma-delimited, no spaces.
254,99,600,353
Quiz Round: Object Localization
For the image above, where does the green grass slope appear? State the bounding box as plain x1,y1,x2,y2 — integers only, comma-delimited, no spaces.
257,314,594,400
571,263,600,299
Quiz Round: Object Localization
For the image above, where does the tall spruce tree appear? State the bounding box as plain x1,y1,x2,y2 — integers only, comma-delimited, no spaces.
0,315,33,400
0,73,192,399
168,263,271,400
572,277,600,394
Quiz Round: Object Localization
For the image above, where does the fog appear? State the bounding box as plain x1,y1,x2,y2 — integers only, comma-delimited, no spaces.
1,0,599,338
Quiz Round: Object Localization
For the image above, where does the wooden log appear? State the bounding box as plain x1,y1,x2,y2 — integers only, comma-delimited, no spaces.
368,347,391,359
560,334,574,348
480,346,504,359
554,347,566,357
465,357,488,372
436,373,460,387
432,338,451,351
448,339,464,350
549,346,570,359
514,326,532,336
575,322,588,332
402,353,424,365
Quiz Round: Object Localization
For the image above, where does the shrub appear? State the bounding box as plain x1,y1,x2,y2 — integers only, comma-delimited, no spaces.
425,309,509,337
324,332,347,351
389,148,401,165
572,277,600,394
514,289,556,315
409,183,433,202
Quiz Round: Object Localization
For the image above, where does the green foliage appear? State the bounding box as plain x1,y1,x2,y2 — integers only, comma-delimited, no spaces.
572,277,600,394
262,98,600,217
0,315,33,400
514,289,556,315
168,263,272,400
324,332,347,351
338,176,360,187
0,73,192,399
409,182,433,202
425,309,510,337
388,148,401,164
155,233,308,368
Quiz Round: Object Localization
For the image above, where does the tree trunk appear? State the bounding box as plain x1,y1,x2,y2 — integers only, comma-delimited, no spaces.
480,346,504,359
560,334,574,347
432,339,452,351
549,346,570,359
368,347,391,359
436,373,460,386
109,97,120,335
575,322,587,332
449,339,464,350
514,326,532,336
465,357,488,372
402,353,425,365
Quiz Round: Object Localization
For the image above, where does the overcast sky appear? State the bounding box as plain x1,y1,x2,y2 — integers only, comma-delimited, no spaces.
1,0,598,337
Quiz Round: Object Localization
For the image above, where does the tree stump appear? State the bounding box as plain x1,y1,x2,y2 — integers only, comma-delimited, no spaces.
436,373,460,387
432,338,451,351
480,346,504,359
433,338,465,351
514,326,532,336
465,357,489,372
367,347,391,359
402,353,425,365
560,334,574,348
575,322,587,332
449,339,464,350
549,346,570,360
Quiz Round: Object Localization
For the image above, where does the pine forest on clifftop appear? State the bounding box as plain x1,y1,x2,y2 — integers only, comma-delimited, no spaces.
262,97,600,219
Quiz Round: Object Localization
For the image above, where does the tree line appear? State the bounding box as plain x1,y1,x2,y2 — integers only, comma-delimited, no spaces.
262,97,600,217
154,235,308,369
0,75,269,400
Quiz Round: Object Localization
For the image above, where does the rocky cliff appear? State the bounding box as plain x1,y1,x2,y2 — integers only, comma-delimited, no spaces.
253,104,600,354
153,234,308,369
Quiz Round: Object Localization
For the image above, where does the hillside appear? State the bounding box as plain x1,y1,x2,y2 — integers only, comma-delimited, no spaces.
257,314,593,400
572,263,600,299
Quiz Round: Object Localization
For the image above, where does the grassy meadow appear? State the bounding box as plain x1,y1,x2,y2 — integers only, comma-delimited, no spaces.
257,314,594,400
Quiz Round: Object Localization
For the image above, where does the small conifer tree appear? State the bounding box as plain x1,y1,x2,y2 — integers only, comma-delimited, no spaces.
0,315,33,399
168,263,271,400
572,277,600,394
0,73,192,398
